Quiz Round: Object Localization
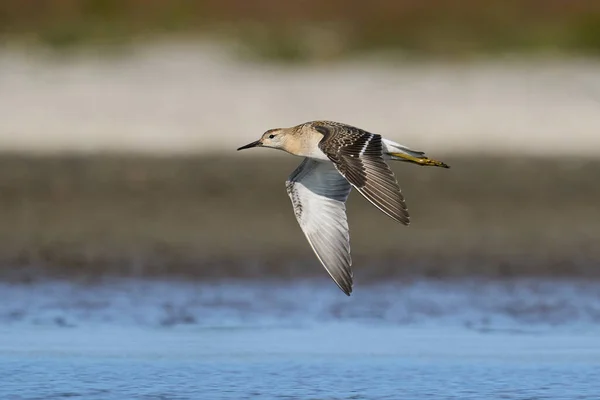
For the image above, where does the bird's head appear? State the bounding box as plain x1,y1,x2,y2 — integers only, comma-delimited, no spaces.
237,128,286,151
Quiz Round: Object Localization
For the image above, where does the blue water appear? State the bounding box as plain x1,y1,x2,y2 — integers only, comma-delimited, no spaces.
1,278,600,399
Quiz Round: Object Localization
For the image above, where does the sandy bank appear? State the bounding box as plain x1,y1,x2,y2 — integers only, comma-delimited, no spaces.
1,45,599,155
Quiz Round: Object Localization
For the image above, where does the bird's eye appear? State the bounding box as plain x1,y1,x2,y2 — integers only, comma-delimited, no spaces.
269,134,276,139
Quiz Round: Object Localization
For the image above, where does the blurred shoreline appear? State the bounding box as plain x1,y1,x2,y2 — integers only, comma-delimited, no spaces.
1,154,598,282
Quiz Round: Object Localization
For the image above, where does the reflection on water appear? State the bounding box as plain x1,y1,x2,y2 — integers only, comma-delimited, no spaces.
2,278,600,399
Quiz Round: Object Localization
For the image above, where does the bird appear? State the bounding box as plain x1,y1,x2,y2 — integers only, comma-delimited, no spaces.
237,120,449,295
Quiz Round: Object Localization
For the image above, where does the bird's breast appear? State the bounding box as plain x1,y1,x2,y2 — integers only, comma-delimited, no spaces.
306,146,331,161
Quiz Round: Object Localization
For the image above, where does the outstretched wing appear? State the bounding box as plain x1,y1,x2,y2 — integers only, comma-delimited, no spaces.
317,123,410,225
286,158,353,295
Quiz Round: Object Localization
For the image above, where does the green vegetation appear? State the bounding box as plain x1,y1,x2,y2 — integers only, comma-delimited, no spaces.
1,0,599,61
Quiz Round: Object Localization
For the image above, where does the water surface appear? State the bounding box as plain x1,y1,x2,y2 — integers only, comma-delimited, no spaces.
2,278,600,399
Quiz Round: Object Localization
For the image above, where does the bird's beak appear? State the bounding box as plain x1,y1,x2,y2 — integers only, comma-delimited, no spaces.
237,140,261,151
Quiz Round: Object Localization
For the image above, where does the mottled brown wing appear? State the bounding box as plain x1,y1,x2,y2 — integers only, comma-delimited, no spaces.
317,123,410,225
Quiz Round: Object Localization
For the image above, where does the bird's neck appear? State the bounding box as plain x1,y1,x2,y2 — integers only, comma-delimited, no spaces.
282,134,329,161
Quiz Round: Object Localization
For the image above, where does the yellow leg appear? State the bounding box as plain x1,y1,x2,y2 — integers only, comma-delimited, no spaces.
389,152,450,168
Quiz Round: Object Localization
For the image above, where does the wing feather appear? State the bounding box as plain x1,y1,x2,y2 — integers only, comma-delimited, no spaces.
286,159,353,295
318,126,409,225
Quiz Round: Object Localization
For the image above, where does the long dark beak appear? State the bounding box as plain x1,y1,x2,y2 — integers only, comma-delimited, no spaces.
237,140,261,151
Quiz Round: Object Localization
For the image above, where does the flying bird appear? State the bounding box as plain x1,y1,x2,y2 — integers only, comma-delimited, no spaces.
237,121,449,295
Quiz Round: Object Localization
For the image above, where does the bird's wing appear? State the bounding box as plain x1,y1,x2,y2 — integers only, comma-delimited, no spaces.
286,158,353,295
316,123,410,225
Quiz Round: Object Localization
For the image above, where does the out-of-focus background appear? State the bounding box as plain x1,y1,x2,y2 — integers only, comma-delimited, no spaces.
2,2,600,399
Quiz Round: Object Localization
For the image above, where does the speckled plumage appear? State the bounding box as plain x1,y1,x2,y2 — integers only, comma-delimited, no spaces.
309,121,410,225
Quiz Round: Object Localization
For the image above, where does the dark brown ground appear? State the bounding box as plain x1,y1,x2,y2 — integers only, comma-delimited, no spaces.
1,154,599,281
